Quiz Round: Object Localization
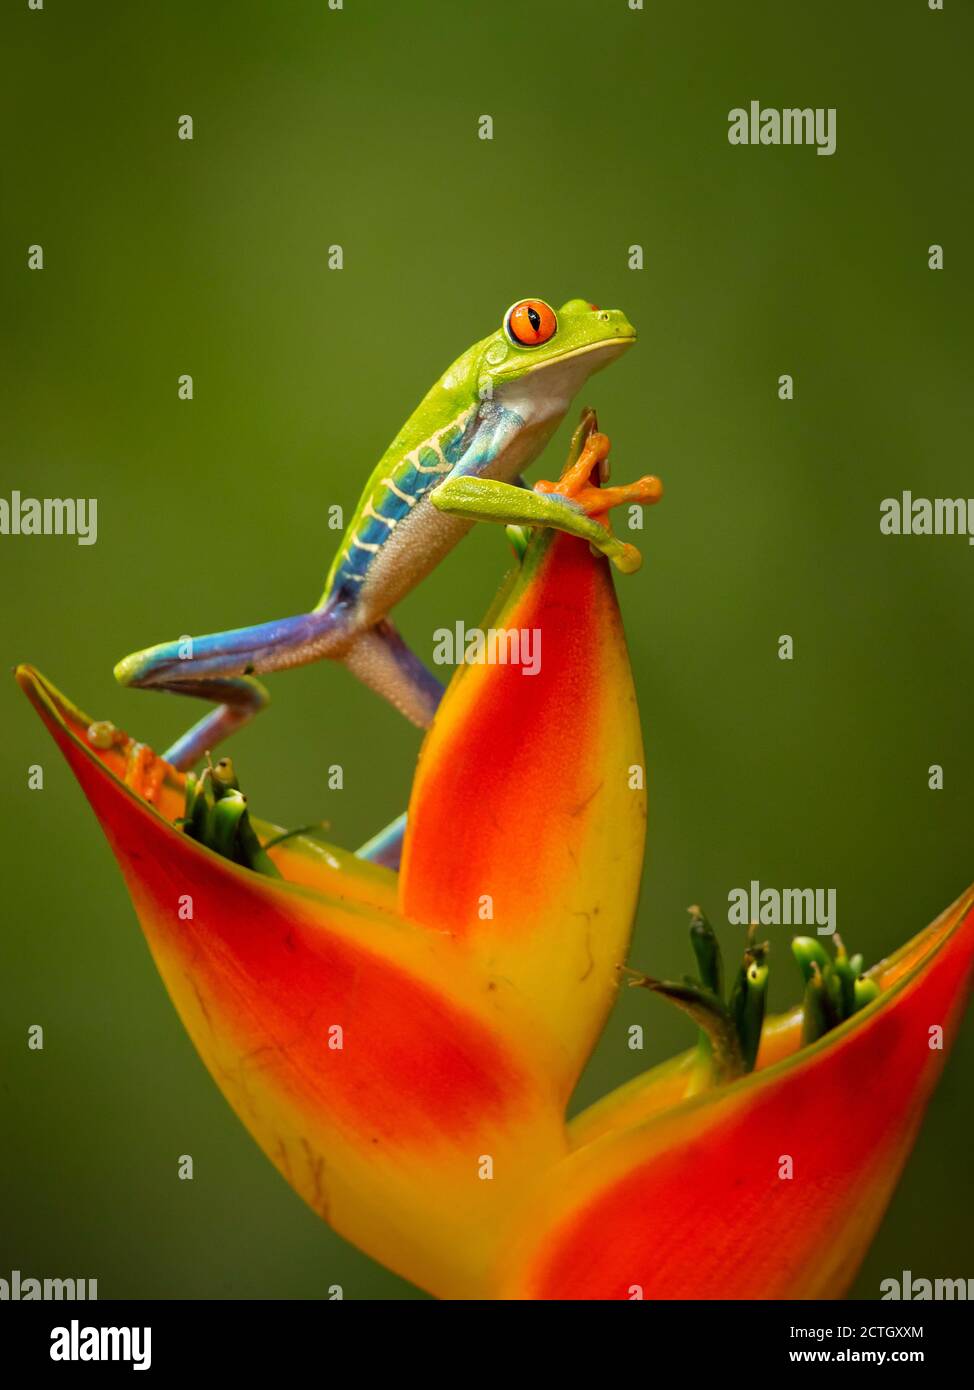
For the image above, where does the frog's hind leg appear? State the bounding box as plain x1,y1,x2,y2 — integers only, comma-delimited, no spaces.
116,606,444,770
356,811,408,870
343,622,446,871
115,606,353,770
341,618,444,729
155,675,270,771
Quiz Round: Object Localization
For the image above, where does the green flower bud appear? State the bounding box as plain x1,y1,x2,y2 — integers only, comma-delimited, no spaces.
791,937,831,984
853,976,880,1012
689,905,723,999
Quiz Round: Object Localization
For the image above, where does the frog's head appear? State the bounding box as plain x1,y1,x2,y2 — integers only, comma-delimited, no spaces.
469,297,636,405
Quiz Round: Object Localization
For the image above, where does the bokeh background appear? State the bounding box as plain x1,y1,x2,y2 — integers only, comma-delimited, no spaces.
2,0,971,1299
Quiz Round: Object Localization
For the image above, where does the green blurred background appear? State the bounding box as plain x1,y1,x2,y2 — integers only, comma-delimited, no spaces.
2,0,971,1299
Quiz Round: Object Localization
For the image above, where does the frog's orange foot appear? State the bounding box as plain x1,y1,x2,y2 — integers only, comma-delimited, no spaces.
534,431,663,526
84,719,172,804
123,742,171,803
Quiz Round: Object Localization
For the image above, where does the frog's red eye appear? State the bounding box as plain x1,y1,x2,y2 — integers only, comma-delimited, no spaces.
504,299,557,347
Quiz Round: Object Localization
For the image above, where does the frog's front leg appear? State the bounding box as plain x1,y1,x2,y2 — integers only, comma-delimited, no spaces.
430,415,662,572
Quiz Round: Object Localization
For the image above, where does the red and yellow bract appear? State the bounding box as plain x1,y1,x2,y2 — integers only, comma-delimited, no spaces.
17,527,974,1300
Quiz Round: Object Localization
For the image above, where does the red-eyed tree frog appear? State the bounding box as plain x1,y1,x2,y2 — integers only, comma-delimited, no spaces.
115,297,655,788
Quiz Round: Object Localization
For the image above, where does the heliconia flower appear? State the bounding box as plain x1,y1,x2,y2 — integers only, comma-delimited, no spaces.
18,515,974,1300
16,519,644,1301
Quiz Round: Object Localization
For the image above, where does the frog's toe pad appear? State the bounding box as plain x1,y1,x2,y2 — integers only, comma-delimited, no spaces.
607,541,643,574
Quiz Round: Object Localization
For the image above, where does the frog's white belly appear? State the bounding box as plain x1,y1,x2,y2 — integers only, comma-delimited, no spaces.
353,410,560,626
